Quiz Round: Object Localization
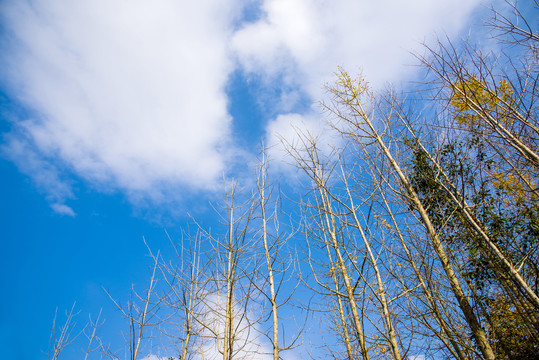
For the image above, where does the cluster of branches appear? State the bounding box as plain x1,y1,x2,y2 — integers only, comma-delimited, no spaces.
47,156,303,360
98,159,303,360
284,2,537,358
48,2,538,359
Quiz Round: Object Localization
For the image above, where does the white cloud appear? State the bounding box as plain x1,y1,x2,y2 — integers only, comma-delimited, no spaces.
0,0,487,208
141,356,172,360
234,0,485,171
1,0,240,203
264,111,338,170
2,132,76,214
194,293,274,360
407,356,426,360
232,0,324,76
50,203,76,217
233,0,484,99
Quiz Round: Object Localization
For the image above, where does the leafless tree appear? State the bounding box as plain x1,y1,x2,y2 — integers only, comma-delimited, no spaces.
47,303,103,360
105,253,164,360
253,150,304,360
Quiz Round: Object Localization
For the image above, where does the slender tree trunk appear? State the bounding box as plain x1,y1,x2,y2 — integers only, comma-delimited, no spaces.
377,185,467,360
259,168,280,360
318,182,370,359
328,80,496,359
327,245,355,360
223,205,235,360
362,117,495,359
342,172,402,360
401,129,539,309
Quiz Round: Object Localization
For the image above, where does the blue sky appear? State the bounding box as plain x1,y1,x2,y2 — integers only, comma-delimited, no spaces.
0,0,497,358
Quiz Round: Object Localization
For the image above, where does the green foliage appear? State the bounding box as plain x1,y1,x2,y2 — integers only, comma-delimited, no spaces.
407,120,539,359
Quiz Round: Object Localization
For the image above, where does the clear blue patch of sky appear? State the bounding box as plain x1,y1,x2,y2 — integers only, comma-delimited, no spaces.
227,69,267,149
0,148,176,359
232,0,264,31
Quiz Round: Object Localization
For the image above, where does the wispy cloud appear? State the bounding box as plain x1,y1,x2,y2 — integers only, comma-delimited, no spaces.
194,293,275,360
50,203,76,217
233,0,483,98
407,355,427,360
240,0,485,172
141,356,172,360
1,0,241,209
2,131,76,214
0,0,485,211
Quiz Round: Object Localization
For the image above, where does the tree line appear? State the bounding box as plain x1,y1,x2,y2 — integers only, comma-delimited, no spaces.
49,2,538,359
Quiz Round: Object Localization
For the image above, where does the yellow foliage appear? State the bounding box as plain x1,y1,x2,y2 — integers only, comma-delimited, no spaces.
380,217,392,230
486,294,538,359
334,66,370,102
449,75,513,127
491,169,536,202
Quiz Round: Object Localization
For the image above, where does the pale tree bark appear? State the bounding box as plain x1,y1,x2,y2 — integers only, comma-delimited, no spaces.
323,69,496,360
156,230,207,360
400,121,539,309
257,154,280,360
47,303,103,360
338,163,402,360
255,152,304,360
106,253,163,360
326,244,356,360
48,303,80,360
418,43,539,168
375,181,468,360
288,139,370,359
192,182,261,360
336,125,471,359
410,39,539,309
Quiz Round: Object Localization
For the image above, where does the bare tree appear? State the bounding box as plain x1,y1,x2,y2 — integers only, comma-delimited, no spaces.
46,3,537,359
318,67,495,359
47,303,102,360
254,150,303,360
152,230,207,360
181,181,264,360
48,303,80,360
105,252,164,360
